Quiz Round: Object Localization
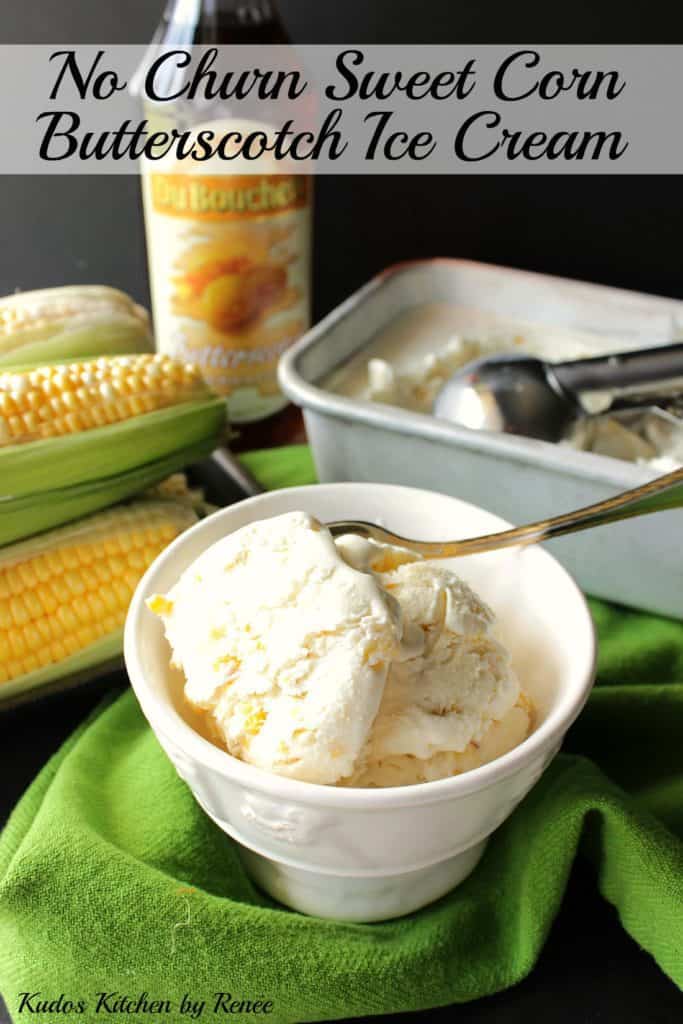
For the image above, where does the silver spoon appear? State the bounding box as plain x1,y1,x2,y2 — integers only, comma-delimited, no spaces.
434,344,683,442
327,466,683,559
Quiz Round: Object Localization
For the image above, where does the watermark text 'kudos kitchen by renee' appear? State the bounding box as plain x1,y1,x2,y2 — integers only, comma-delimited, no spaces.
13,990,275,1018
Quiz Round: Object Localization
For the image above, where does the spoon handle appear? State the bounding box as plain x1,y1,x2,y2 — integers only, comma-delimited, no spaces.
450,466,683,557
327,468,683,560
554,342,683,393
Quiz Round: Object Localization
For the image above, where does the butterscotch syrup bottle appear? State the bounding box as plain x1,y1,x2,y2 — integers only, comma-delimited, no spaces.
140,0,310,451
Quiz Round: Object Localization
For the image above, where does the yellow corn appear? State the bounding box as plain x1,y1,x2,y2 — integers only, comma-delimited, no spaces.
0,354,210,446
0,498,197,688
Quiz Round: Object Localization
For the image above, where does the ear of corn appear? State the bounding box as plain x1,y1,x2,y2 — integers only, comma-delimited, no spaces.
0,353,209,446
0,353,227,500
0,286,153,368
0,497,198,703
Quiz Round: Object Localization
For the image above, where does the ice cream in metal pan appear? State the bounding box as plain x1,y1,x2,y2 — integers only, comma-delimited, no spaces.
433,344,683,444
328,302,683,469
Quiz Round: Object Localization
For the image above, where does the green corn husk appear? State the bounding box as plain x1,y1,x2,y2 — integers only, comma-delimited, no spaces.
0,497,199,705
0,438,217,545
0,286,153,367
0,397,227,499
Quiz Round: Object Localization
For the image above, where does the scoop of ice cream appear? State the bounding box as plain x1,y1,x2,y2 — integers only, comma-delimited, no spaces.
148,511,403,784
150,513,532,787
366,337,482,413
345,697,532,787
335,550,531,786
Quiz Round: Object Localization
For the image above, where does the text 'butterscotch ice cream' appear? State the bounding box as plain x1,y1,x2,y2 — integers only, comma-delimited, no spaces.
149,512,532,787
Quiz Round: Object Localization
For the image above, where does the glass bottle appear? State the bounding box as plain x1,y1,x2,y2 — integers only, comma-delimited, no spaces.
140,0,310,450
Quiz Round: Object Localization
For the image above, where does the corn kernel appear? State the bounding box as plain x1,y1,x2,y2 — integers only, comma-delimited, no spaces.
86,593,106,619
23,590,43,620
100,585,118,612
113,579,131,604
63,634,80,657
243,708,267,736
7,572,24,597
50,640,67,662
127,550,146,572
147,593,174,614
49,577,71,603
57,605,78,633
10,595,30,627
76,625,97,649
22,623,42,653
72,597,91,625
64,570,86,596
22,654,39,675
36,618,53,643
94,563,112,583
36,584,58,615
9,630,27,658
8,415,24,437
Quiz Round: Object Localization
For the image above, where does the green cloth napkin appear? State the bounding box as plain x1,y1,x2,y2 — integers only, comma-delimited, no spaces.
1,445,682,1024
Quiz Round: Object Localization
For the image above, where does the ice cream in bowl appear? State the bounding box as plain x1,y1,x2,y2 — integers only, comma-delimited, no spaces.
124,483,596,921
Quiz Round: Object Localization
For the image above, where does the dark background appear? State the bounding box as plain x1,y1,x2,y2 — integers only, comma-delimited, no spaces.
1,3,683,1023
1,0,683,311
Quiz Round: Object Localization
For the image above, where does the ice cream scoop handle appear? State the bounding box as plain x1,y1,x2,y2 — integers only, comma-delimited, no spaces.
327,467,683,558
211,446,264,497
554,342,683,393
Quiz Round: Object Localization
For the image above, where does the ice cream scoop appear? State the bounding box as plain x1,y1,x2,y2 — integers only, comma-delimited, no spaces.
148,511,404,784
149,511,530,787
433,344,683,442
333,549,531,787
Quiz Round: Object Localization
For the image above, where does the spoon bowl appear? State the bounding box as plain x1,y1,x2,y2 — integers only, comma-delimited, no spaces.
433,353,582,441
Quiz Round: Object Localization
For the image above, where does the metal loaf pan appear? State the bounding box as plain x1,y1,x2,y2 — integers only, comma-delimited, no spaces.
279,259,683,619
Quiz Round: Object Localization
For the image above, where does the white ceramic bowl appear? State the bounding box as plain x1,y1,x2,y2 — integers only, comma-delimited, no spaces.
124,483,596,922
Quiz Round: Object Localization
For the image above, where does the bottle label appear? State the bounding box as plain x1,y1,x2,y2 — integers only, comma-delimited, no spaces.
143,172,311,423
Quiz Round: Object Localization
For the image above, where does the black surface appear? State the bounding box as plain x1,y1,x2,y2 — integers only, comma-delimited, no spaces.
1,1,683,1021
